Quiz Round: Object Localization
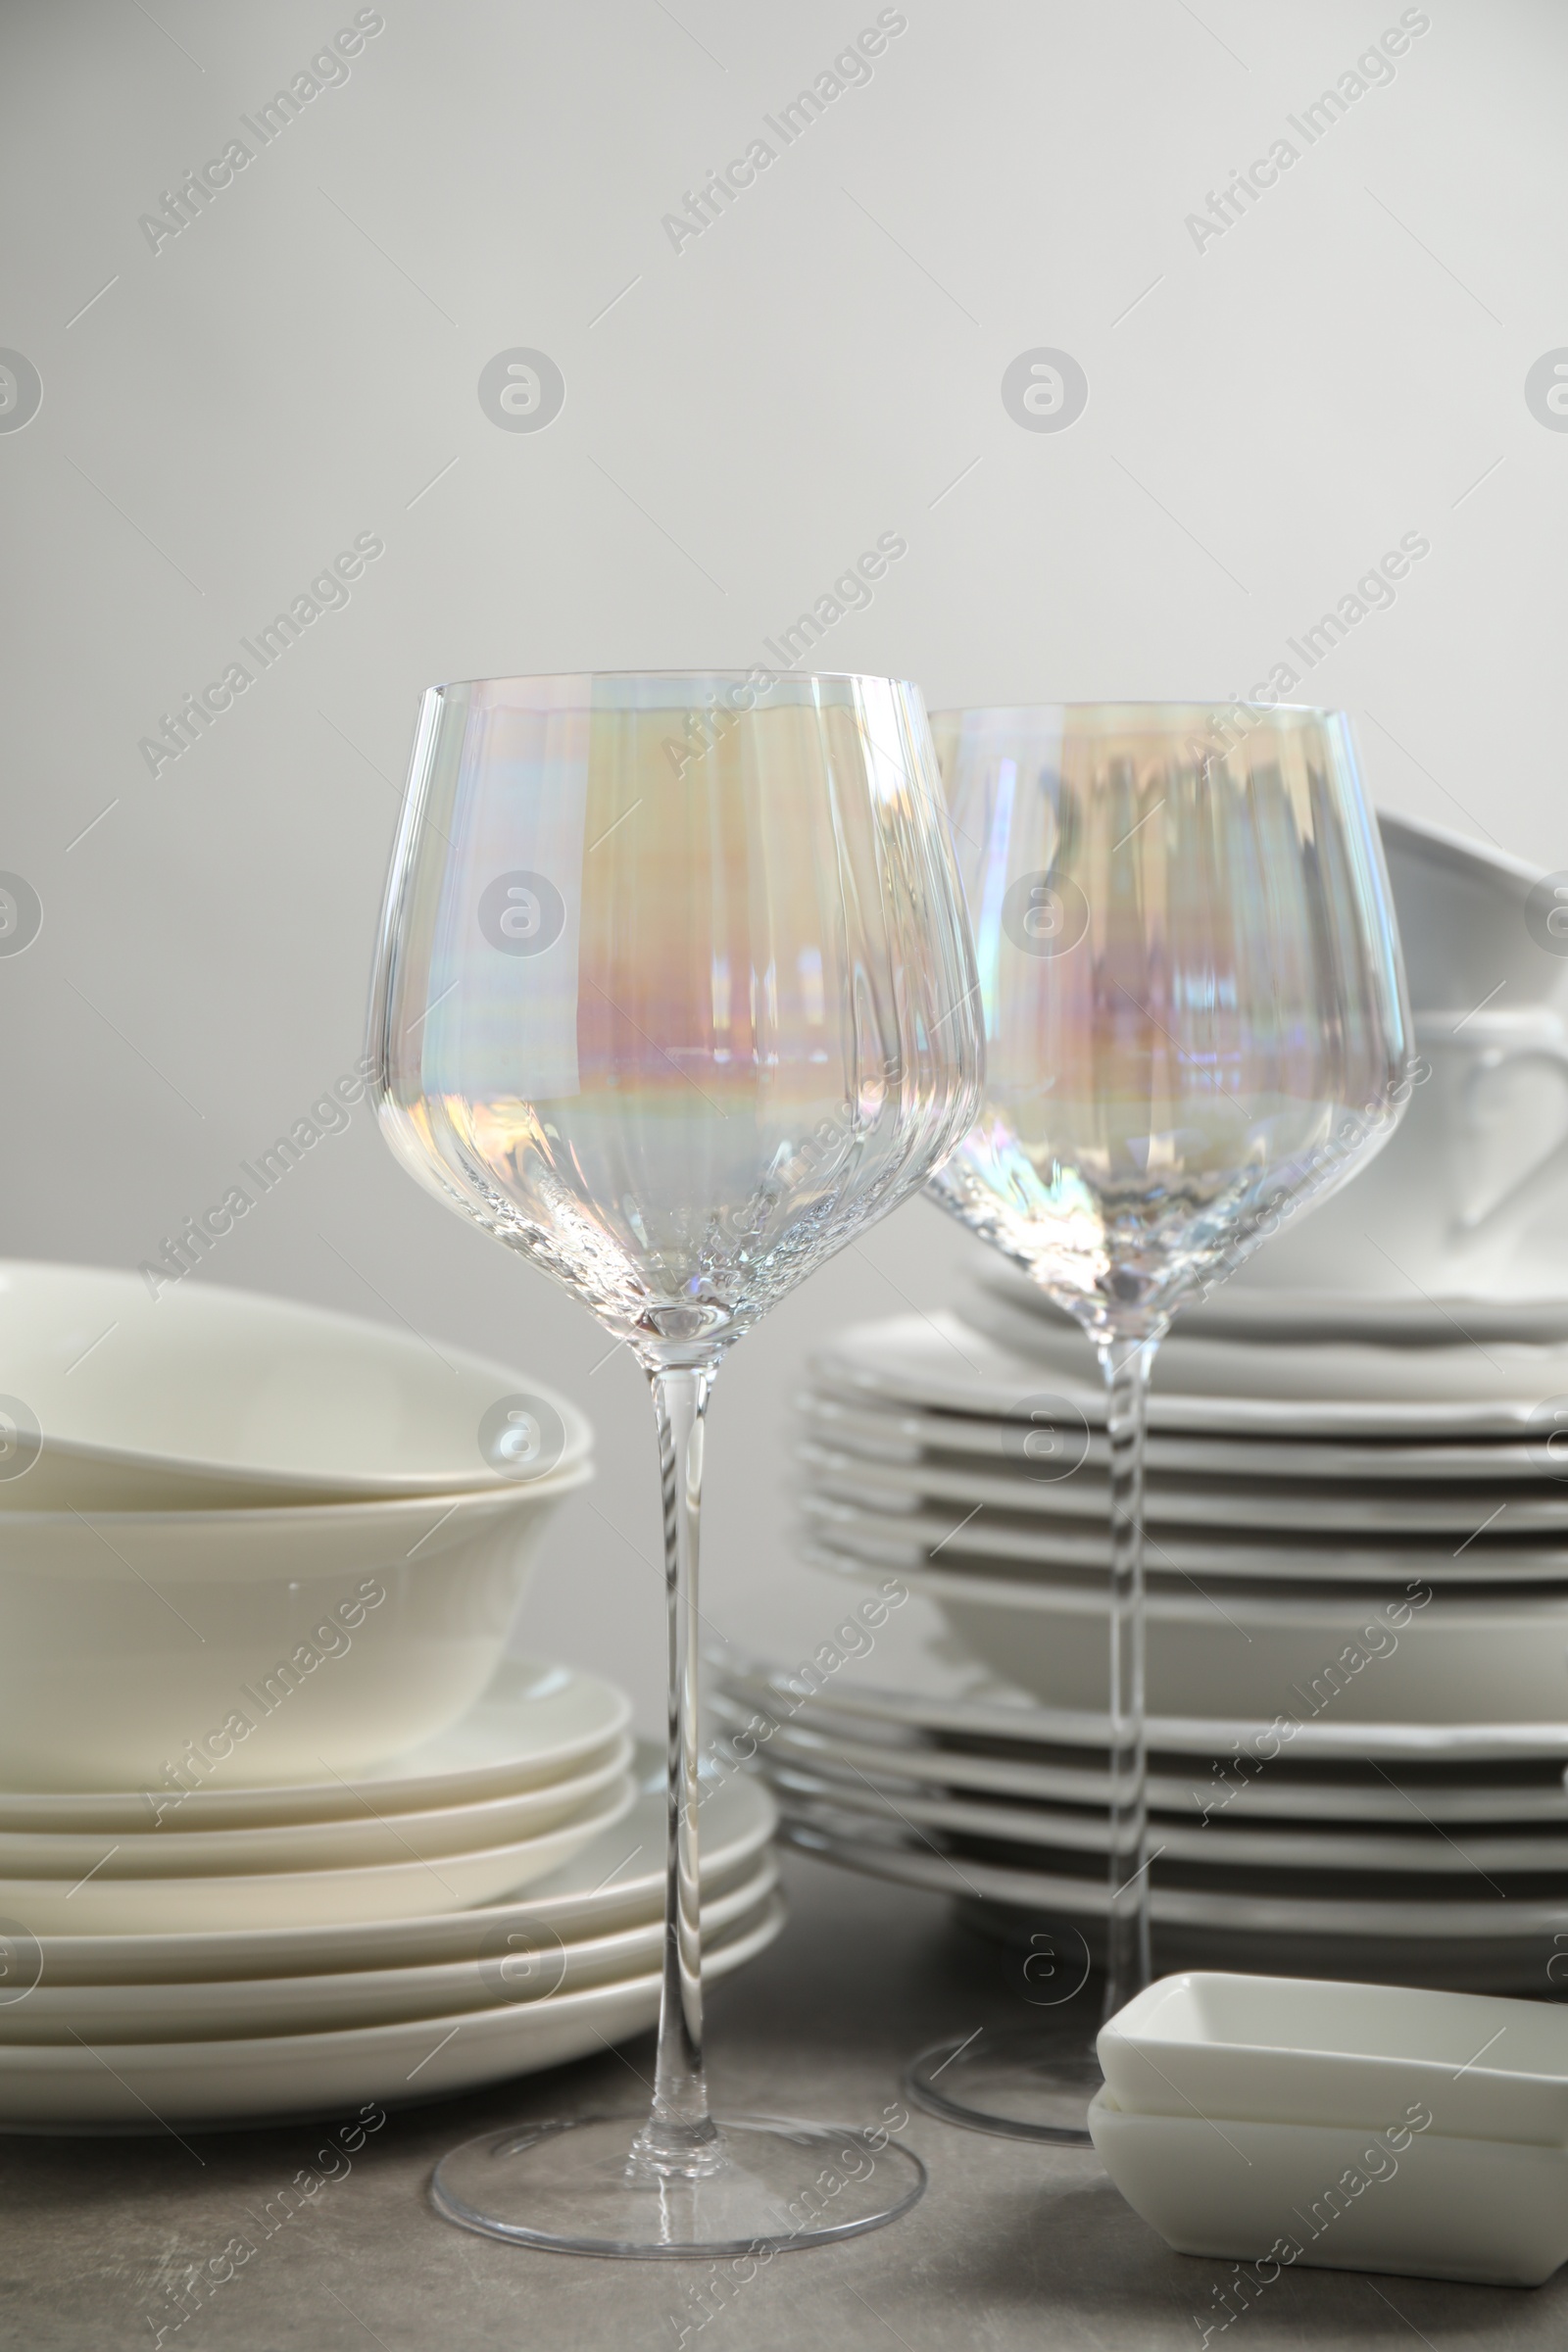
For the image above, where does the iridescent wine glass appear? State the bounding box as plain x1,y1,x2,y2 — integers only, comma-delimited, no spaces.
907,702,1411,2141
367,670,983,2255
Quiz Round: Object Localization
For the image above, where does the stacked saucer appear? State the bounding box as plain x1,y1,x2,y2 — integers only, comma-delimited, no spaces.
0,1666,780,2129
713,1294,1568,1990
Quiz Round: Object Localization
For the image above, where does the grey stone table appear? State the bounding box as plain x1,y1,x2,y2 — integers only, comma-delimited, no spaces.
5,1851,1564,2351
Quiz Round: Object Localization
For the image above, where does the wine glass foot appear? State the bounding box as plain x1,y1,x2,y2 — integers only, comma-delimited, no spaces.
430,2113,927,2258
905,2032,1102,2145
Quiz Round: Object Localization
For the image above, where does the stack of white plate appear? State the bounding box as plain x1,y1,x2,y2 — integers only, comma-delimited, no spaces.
0,1662,781,2129
714,1286,1568,1989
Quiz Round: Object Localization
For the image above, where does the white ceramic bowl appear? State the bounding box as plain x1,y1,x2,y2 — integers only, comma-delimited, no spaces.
1088,2086,1568,2288
0,1476,588,1789
0,1260,592,1505
1100,1972,1568,2144
808,1542,1568,1725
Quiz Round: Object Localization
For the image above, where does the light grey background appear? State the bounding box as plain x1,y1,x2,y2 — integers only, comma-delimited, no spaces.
1,0,1564,1731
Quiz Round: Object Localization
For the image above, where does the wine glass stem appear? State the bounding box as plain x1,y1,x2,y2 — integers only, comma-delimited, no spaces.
633,1362,725,2177
1098,1335,1156,2026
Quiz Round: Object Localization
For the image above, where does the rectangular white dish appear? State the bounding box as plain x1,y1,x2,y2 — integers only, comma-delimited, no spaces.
1087,2087,1568,2288
1099,1972,1568,2145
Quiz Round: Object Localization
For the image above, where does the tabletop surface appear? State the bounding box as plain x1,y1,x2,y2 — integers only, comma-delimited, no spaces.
5,1846,1565,2352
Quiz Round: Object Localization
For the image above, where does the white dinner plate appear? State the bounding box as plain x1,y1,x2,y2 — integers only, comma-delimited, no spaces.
0,1740,633,1879
818,1313,1568,1440
801,1494,1568,1586
0,1779,636,1936
13,1760,775,1984
0,1659,632,1834
756,1756,1568,1875
799,1388,1556,1487
713,1651,1568,1762
797,1439,1568,1536
0,1857,780,2044
704,1685,1568,1826
777,1815,1568,1941
0,1897,786,2130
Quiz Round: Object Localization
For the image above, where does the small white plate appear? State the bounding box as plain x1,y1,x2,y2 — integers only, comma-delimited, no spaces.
16,1759,774,1984
0,1898,786,2130
0,1779,635,1936
0,1740,633,1878
1088,2085,1568,2287
1100,1973,1568,2145
0,1856,779,2044
0,1659,632,1833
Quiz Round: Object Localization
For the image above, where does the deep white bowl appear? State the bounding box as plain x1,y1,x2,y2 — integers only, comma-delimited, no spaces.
0,1260,592,1504
0,1475,588,1789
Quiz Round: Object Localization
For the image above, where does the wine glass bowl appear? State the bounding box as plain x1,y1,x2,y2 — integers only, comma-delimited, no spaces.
371,672,981,1372
927,703,1410,1345
368,669,982,2254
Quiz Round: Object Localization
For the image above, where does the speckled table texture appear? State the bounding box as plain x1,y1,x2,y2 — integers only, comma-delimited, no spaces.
3,1850,1563,2351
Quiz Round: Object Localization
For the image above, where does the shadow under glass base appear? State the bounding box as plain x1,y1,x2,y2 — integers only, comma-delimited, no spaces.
431,2113,927,2259
905,2033,1102,2145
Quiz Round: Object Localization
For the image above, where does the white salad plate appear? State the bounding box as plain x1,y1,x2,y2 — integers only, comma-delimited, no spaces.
797,1438,1568,1537
1087,2088,1568,2287
817,1313,1568,1440
0,1259,593,1504
0,1778,636,1936
11,1760,775,1984
0,1856,779,2044
1099,1973,1568,2145
0,1740,634,1878
0,1898,786,2130
799,1389,1556,1487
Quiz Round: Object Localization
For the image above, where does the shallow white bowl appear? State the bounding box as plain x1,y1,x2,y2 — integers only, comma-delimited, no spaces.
0,1260,592,1504
1088,2085,1568,2287
1100,1972,1568,2145
0,1481,587,1789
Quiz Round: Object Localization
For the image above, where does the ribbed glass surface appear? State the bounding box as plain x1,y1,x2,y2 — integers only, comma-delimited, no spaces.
368,672,983,1362
925,703,1411,1339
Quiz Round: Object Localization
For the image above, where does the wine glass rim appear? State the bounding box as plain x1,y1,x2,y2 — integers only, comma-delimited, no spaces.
926,700,1352,722
427,669,922,693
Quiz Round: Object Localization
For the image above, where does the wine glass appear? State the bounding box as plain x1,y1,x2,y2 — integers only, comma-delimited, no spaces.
366,670,983,2256
906,702,1411,2142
